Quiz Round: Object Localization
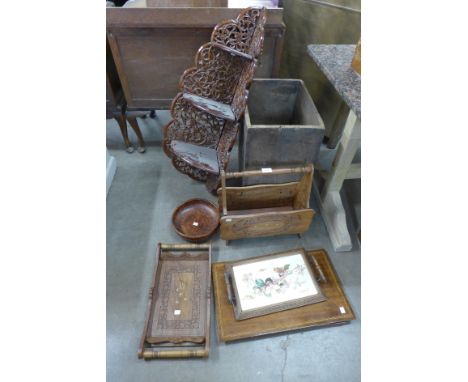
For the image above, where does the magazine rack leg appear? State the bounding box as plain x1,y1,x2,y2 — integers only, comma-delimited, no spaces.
315,111,361,252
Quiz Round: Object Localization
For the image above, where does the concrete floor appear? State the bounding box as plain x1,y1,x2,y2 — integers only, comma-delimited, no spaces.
106,113,361,382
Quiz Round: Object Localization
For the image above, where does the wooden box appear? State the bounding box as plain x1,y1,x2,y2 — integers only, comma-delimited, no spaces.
239,79,325,185
138,243,212,359
106,2,285,110
212,248,355,342
217,165,315,241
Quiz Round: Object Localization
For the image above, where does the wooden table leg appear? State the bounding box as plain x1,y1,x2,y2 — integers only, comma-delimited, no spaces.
315,110,360,252
127,116,146,153
114,112,134,153
327,101,350,149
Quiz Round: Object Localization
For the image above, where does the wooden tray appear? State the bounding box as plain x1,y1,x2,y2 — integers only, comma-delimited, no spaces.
172,199,219,243
212,248,355,342
138,243,211,359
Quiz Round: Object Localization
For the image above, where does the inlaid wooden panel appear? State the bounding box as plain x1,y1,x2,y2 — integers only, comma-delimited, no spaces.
219,209,314,240
149,259,208,343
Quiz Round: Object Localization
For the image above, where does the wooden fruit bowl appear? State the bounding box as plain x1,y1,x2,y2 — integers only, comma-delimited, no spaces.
172,199,219,243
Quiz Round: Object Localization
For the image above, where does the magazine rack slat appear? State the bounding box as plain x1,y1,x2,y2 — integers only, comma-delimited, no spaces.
217,165,315,241
163,7,266,192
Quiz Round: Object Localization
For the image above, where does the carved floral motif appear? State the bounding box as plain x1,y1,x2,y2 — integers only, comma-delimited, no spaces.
180,44,246,104
211,7,266,55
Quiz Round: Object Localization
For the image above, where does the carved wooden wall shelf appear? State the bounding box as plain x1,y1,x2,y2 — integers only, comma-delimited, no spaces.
163,7,267,192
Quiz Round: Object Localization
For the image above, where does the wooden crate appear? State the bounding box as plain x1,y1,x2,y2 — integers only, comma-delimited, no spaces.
239,79,325,185
217,165,315,241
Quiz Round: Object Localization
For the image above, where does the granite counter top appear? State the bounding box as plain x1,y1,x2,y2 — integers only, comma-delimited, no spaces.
307,44,361,119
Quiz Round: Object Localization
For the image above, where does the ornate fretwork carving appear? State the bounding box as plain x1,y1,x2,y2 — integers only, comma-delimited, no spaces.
211,7,266,55
164,95,224,152
171,156,209,182
163,7,266,189
180,44,246,105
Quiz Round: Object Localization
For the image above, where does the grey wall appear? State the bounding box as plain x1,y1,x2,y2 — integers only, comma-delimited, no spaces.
280,0,361,137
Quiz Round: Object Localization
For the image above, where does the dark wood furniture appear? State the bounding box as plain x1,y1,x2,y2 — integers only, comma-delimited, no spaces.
138,243,212,359
212,248,355,342
162,7,267,192
106,4,285,110
218,165,315,241
106,37,146,153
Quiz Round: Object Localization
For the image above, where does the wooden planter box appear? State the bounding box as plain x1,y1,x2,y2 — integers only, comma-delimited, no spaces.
239,79,325,185
217,165,315,241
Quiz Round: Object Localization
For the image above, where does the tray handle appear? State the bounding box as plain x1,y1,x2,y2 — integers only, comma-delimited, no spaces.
311,255,327,284
160,243,210,250
224,272,237,307
141,349,208,359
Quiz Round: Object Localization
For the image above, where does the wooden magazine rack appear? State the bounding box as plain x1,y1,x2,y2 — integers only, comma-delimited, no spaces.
163,7,266,192
217,165,315,241
138,243,212,359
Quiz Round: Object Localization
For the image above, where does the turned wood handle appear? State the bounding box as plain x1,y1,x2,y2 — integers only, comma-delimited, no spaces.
311,255,327,283
160,243,210,250
141,349,208,359
225,164,312,179
224,272,236,307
